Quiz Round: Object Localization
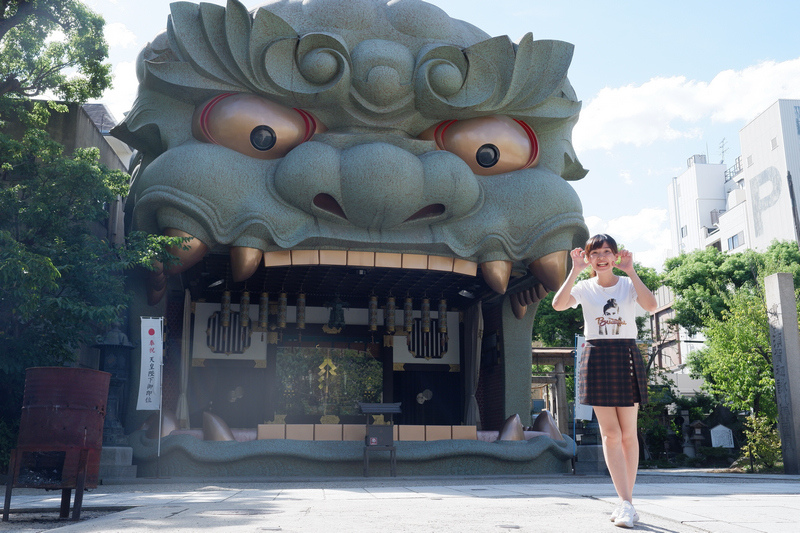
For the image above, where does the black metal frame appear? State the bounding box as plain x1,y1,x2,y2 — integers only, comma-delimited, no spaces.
359,402,401,477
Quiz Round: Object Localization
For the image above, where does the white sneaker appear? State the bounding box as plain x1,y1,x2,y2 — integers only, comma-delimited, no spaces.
611,500,640,523
610,502,621,522
614,501,636,528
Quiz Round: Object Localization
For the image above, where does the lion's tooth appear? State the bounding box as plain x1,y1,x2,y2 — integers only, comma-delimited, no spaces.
528,251,567,292
291,250,320,265
148,262,166,289
480,260,512,294
453,258,478,276
520,288,535,306
263,250,291,267
428,255,454,272
535,282,549,300
510,293,527,319
163,228,208,275
401,254,428,270
347,251,375,267
147,263,167,306
147,284,167,306
231,246,263,282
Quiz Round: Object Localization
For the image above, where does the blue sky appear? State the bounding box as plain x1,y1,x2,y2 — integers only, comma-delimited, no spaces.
87,0,800,271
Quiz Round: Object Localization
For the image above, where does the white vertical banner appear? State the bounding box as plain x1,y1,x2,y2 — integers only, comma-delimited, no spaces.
574,335,594,421
137,317,163,410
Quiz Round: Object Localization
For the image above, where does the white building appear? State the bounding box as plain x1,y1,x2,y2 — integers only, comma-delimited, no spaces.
658,99,800,395
668,99,800,256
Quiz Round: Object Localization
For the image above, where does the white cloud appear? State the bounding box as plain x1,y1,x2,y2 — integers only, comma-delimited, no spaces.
91,61,138,123
583,209,671,271
105,22,137,48
573,57,800,152
706,59,800,122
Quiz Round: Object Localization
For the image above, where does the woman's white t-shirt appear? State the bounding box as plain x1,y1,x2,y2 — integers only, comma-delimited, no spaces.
569,276,639,340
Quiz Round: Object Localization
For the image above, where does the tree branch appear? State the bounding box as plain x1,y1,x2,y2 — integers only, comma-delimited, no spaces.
0,1,65,42
0,74,22,96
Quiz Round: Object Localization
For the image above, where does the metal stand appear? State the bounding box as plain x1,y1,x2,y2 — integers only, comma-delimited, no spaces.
3,447,91,522
359,402,401,477
363,444,396,477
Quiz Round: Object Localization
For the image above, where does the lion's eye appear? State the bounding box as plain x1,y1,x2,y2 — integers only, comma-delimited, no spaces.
419,116,538,176
192,93,326,159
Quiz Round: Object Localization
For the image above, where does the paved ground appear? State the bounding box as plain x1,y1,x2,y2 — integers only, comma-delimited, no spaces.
2,470,799,532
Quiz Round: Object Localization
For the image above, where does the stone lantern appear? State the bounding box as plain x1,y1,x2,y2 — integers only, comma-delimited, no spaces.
93,324,135,446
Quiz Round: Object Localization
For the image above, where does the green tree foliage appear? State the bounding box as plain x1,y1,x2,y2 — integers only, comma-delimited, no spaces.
0,1,183,468
0,0,111,100
531,291,583,347
689,287,776,420
675,241,800,463
533,262,660,347
741,414,782,471
661,242,800,334
0,102,184,440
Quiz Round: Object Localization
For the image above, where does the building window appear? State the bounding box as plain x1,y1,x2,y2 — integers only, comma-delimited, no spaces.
680,226,688,238
747,155,753,167
771,137,778,150
727,231,744,250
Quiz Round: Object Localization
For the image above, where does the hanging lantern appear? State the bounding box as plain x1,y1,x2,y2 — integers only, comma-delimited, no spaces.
258,292,269,330
421,298,431,333
368,295,378,331
296,292,306,329
438,298,448,334
404,297,414,333
385,296,396,334
239,291,250,328
221,290,231,327
278,292,287,329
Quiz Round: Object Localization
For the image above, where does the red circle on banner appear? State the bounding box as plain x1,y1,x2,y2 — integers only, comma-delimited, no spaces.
148,328,155,336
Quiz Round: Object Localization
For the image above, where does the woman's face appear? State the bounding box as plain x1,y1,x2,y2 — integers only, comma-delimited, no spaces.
586,244,618,272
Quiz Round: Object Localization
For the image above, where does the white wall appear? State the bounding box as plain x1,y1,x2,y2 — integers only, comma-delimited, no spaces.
668,157,726,255
740,100,800,250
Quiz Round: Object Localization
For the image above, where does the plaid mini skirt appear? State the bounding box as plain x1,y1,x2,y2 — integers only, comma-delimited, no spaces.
579,338,647,407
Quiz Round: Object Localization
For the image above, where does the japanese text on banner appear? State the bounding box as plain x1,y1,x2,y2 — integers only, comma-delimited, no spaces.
137,317,163,410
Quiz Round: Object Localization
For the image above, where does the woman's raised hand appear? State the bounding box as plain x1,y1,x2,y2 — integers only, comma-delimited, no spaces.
570,247,589,273
617,249,635,273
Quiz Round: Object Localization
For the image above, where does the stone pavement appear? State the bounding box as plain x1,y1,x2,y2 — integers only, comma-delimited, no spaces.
2,470,799,532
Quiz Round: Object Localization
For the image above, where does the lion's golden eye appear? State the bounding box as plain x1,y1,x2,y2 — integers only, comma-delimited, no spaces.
418,116,539,176
192,93,326,159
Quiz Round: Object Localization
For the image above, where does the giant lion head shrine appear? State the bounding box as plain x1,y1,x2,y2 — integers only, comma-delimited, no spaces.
111,0,589,477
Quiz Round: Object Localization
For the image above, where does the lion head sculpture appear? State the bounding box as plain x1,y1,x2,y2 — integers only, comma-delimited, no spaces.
112,0,588,318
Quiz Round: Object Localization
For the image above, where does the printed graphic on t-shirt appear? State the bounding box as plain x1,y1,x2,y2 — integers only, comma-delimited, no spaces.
596,298,626,335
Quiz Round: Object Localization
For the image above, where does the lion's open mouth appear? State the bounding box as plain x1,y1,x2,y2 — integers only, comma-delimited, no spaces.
148,230,568,320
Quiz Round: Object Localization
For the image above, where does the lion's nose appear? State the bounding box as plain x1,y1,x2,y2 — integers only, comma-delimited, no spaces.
273,141,480,230
336,142,425,227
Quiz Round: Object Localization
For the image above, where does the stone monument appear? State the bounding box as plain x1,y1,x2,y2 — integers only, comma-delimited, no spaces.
764,272,800,474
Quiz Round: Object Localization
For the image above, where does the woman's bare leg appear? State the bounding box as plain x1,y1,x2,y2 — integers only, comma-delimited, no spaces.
594,405,640,503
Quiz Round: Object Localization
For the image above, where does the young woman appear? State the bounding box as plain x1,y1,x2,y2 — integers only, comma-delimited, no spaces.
552,234,657,528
